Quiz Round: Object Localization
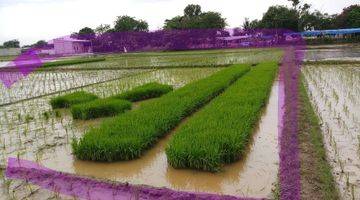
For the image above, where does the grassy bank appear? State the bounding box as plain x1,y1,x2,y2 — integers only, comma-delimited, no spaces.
113,82,173,102
41,57,105,68
165,62,278,172
298,75,339,199
72,64,251,161
50,91,98,109
71,99,131,120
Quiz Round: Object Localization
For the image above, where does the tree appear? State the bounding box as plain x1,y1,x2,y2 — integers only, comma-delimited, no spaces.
199,12,226,29
3,39,20,48
335,5,360,28
260,6,299,31
95,24,111,34
114,16,149,32
184,4,202,17
164,4,226,30
32,40,48,48
78,27,96,39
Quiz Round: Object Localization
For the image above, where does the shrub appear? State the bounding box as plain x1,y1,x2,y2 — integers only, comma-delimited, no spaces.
165,62,278,172
112,82,173,102
71,98,132,120
72,64,251,161
50,91,98,109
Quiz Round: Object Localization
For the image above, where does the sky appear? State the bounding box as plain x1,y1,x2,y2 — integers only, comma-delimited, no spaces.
0,0,358,46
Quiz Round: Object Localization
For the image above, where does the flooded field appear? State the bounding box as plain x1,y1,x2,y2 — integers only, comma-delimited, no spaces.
14,78,280,199
302,64,360,199
302,44,360,61
0,64,279,199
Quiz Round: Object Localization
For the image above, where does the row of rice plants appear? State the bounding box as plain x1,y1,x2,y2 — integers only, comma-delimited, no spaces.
72,64,251,161
112,82,173,102
50,91,98,109
70,82,173,120
71,99,132,120
166,62,278,172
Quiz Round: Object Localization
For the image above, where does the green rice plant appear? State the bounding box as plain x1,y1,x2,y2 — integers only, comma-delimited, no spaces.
166,62,278,172
71,98,132,120
72,64,251,161
50,91,98,109
112,82,173,102
40,57,105,69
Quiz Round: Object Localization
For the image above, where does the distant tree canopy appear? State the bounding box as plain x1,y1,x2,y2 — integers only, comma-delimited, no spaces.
3,39,20,48
114,16,149,32
164,4,226,30
244,2,360,31
336,5,360,29
32,40,48,48
95,24,111,34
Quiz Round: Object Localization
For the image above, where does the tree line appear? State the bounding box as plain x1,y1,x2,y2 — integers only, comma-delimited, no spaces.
2,2,359,48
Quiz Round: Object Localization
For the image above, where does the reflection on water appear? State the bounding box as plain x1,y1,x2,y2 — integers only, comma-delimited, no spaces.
40,81,279,198
302,45,360,61
303,65,360,199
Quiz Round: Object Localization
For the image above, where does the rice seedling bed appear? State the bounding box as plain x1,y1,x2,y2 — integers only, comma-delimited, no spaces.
112,82,173,102
50,91,98,109
71,99,132,120
166,62,278,172
72,64,251,161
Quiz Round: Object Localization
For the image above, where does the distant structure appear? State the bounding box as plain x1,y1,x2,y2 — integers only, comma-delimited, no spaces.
302,28,360,38
53,38,92,55
0,48,21,56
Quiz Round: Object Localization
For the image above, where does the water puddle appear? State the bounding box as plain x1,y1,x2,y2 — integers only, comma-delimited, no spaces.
302,65,360,199
40,81,279,198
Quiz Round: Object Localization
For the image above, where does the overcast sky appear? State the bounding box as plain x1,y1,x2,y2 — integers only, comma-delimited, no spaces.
0,0,358,45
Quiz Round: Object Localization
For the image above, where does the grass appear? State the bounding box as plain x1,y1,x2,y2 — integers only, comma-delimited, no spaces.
112,82,173,102
71,98,132,120
40,57,105,68
72,64,251,161
50,91,98,109
165,62,278,172
298,75,339,199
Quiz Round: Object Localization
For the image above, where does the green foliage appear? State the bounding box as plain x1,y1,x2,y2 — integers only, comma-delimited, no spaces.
40,57,105,69
166,62,278,172
114,16,149,32
71,98,131,120
77,27,96,40
3,39,20,48
72,64,251,161
260,6,299,31
50,91,98,109
112,82,173,102
336,5,360,29
164,4,226,30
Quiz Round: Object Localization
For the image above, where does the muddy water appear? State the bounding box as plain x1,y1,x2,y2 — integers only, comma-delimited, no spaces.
40,81,279,198
301,44,360,61
302,65,360,199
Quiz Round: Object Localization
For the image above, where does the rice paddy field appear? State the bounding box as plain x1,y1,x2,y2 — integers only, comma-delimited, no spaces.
0,45,359,200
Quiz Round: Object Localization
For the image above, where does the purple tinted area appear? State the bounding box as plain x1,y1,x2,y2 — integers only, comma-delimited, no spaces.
6,158,262,200
4,28,306,200
1,28,303,88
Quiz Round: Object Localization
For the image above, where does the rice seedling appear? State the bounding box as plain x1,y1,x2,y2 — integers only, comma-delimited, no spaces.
24,114,33,123
71,99,132,120
112,82,173,102
166,62,278,172
72,64,251,161
50,91,98,109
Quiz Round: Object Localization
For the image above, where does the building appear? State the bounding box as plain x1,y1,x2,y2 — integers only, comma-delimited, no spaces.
53,38,92,55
